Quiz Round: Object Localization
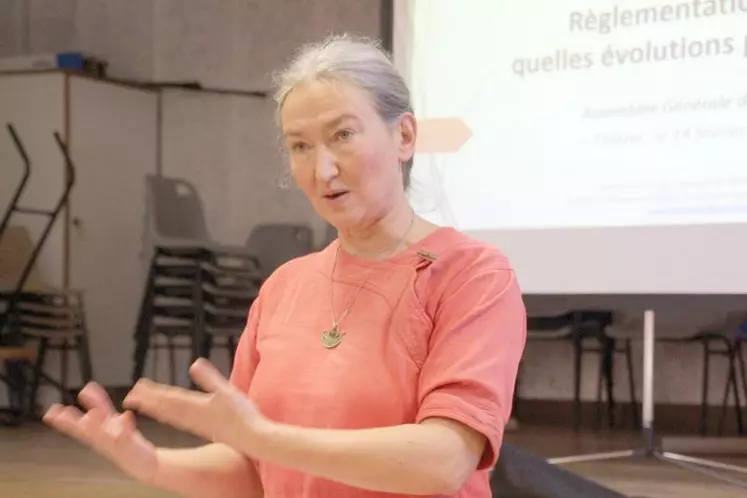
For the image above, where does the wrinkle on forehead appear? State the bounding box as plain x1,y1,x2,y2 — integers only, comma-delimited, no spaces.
281,79,374,137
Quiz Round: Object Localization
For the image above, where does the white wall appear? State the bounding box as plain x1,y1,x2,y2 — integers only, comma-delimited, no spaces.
1,1,739,408
0,73,67,289
68,76,159,388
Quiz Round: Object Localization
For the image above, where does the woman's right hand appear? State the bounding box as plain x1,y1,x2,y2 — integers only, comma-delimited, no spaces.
43,382,159,484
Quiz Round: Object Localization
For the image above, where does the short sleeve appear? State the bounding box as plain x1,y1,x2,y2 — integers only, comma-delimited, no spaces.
415,255,527,470
229,294,263,393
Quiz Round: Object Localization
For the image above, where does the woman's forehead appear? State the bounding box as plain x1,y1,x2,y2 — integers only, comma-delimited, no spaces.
281,80,376,133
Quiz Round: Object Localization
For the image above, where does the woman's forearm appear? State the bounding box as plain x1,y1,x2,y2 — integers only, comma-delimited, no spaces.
246,419,483,495
152,443,263,498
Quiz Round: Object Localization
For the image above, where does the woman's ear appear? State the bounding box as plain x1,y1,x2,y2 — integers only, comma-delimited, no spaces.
397,113,417,163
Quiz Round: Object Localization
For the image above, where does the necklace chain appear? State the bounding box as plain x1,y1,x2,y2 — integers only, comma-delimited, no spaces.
322,210,416,348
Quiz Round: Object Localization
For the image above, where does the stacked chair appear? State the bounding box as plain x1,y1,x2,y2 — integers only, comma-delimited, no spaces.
132,174,264,386
131,174,315,386
0,226,94,422
0,125,92,423
245,223,314,277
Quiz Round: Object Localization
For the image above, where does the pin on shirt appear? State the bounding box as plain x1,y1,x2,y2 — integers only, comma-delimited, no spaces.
415,249,438,270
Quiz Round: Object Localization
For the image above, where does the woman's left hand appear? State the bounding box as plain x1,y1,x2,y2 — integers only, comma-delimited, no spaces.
122,358,265,449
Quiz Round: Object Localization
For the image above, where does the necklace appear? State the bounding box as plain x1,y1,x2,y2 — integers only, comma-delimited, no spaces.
321,211,416,349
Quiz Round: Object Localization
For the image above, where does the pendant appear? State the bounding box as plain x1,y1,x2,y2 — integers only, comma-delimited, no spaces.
321,324,344,349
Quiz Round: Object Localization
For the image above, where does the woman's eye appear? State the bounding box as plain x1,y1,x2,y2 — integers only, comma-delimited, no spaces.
336,129,353,141
291,142,308,153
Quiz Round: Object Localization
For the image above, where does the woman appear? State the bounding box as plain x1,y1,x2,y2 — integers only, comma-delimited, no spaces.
43,34,527,497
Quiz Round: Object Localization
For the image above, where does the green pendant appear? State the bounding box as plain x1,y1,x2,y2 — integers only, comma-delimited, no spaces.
321,325,344,349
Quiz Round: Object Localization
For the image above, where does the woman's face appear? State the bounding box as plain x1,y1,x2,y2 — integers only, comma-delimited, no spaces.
280,79,416,230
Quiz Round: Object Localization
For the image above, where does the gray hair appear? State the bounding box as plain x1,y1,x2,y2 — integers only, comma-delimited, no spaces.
273,33,415,190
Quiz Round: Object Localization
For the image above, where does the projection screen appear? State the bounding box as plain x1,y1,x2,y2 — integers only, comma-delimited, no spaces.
393,0,747,295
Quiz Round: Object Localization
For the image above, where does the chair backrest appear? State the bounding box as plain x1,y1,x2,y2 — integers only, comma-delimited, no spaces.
245,223,314,275
720,311,747,337
145,174,211,242
0,225,47,292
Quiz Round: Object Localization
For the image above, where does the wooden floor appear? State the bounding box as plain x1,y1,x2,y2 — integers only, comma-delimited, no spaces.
505,428,747,497
1,419,747,497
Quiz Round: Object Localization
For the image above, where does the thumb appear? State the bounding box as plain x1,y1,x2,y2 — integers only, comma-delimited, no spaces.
189,358,231,394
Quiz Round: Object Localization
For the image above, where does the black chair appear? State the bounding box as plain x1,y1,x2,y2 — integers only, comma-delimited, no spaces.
662,312,747,436
0,226,94,421
0,130,88,422
245,223,315,278
0,123,32,241
729,324,747,433
526,311,638,432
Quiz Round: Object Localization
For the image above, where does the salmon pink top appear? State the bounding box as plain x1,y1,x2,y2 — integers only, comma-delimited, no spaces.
230,227,527,497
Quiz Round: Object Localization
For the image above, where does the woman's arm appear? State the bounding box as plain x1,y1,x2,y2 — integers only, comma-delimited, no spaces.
243,417,485,495
42,385,264,498
123,254,523,496
153,443,263,498
124,373,485,496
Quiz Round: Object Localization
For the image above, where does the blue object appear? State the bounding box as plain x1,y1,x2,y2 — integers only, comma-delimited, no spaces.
56,52,85,70
737,320,747,339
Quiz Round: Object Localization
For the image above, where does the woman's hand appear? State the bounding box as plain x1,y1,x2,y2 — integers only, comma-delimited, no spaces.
122,358,265,450
43,382,158,484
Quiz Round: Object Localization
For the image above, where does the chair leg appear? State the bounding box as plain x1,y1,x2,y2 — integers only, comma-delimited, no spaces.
700,341,711,436
604,338,616,429
227,335,237,369
737,341,747,435
151,337,159,379
717,343,744,436
624,339,639,429
1,359,31,424
75,334,94,385
594,343,604,431
60,339,69,395
717,354,733,436
167,336,177,385
572,334,583,432
729,346,744,434
28,338,49,418
132,257,156,384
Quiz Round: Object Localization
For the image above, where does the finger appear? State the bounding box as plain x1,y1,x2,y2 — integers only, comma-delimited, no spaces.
125,380,207,424
123,378,215,440
130,389,214,440
46,405,90,442
189,358,231,394
80,406,108,431
43,403,65,425
122,378,167,410
78,382,116,414
78,408,111,448
103,411,134,442
120,410,138,433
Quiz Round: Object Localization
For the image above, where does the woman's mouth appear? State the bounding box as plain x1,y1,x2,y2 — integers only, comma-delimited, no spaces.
324,191,348,200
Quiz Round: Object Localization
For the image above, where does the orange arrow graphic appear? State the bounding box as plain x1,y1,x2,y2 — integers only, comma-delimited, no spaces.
415,118,472,154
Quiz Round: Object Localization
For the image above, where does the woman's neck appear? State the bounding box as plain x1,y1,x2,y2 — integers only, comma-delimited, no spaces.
337,202,418,260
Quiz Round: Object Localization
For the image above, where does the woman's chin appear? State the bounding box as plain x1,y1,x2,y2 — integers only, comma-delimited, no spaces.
322,213,362,232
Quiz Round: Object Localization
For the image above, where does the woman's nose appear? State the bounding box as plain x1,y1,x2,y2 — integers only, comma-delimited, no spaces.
314,149,339,181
